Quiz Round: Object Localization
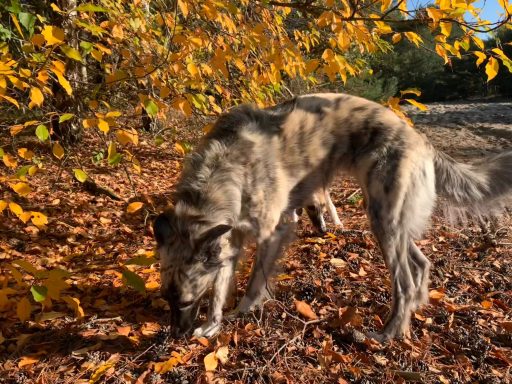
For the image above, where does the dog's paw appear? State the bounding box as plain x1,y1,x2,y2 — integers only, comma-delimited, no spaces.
193,322,221,338
366,331,391,344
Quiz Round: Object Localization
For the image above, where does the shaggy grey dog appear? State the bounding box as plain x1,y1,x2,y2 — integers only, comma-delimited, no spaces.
154,93,512,341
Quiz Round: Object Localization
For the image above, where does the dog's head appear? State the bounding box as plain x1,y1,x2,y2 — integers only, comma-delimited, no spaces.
153,209,232,335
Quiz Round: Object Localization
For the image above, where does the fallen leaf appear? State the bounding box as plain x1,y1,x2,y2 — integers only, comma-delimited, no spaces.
215,346,229,364
295,300,318,320
18,355,39,368
117,326,131,336
127,201,144,213
204,351,218,371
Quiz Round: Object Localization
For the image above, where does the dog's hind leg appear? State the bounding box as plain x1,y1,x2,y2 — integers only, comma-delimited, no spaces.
324,189,342,227
408,241,431,310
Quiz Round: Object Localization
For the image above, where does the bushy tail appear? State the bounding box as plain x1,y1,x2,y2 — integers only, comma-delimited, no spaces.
434,150,512,217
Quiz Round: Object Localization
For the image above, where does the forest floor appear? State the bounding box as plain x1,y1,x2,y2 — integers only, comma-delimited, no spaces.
0,101,511,384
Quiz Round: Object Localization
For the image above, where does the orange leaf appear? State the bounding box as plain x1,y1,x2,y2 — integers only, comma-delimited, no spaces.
3,154,18,168
127,202,144,213
29,87,44,108
52,142,65,159
295,300,318,320
18,148,34,160
18,356,39,368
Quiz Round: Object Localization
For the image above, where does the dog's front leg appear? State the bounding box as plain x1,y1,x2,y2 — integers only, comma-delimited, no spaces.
237,220,294,313
193,258,236,338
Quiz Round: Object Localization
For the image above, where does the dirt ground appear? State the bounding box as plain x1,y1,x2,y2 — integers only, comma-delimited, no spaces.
0,101,511,383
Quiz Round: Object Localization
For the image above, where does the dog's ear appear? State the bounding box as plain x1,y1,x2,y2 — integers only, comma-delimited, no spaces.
153,212,173,245
197,224,232,246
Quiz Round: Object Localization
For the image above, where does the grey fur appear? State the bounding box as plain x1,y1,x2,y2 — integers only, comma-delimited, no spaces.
155,93,512,341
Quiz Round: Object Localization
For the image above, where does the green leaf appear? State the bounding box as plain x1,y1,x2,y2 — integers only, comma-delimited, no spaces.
0,148,4,157
73,168,88,182
16,165,32,178
75,3,109,12
60,45,82,61
18,12,35,36
144,100,159,117
31,285,48,302
35,124,49,141
125,255,158,266
59,113,74,123
75,20,107,36
122,269,145,293
80,41,93,53
154,136,164,146
108,153,122,166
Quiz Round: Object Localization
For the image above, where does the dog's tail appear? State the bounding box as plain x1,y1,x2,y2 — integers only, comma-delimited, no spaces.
433,150,512,217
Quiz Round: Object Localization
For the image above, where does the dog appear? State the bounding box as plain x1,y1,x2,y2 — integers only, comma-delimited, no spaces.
293,187,342,233
154,93,512,341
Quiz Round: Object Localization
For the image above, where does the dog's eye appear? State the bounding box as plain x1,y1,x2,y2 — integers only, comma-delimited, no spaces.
179,300,194,309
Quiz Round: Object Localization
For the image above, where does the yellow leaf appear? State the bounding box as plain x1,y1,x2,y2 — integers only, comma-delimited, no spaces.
392,33,401,44
175,142,185,156
62,296,84,318
0,200,7,213
440,22,452,37
295,300,318,320
127,202,144,213
215,346,229,364
41,25,65,46
400,88,422,97
10,14,24,38
12,182,31,196
381,0,392,12
405,99,428,111
60,45,82,61
116,129,139,145
178,0,189,17
9,202,23,216
204,351,218,371
52,142,65,159
18,148,35,160
474,51,486,67
0,94,20,108
404,32,423,47
171,97,192,116
56,72,72,95
112,24,124,39
98,118,109,133
31,212,48,228
17,298,32,322
187,62,200,78
50,3,63,12
108,141,117,159
472,36,484,50
152,352,182,374
3,154,18,168
19,211,32,223
37,69,49,83
426,7,444,22
89,354,120,383
29,87,44,109
485,57,499,82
